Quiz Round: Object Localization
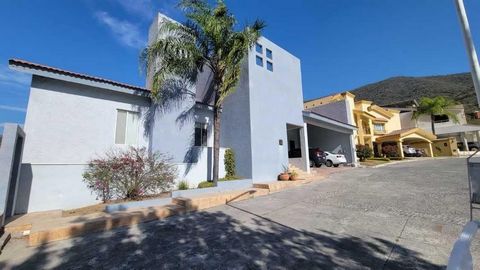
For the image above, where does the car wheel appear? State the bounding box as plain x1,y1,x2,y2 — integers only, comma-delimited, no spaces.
333,164,339,167
309,159,314,167
471,147,479,151
326,160,333,167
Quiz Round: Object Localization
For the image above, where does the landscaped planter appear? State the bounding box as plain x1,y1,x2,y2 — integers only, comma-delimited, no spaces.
172,179,253,198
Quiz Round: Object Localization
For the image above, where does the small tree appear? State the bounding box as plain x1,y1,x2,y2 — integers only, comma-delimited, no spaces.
356,145,373,161
224,148,236,179
412,96,459,135
142,0,264,186
83,147,177,202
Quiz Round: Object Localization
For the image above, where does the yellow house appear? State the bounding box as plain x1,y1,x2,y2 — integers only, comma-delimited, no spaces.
305,92,438,158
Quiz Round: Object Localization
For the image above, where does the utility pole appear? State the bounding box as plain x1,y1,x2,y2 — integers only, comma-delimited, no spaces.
454,0,480,107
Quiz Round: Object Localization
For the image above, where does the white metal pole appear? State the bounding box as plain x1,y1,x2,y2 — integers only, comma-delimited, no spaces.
455,0,480,107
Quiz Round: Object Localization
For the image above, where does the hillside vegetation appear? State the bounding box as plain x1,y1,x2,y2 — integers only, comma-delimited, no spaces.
350,73,479,116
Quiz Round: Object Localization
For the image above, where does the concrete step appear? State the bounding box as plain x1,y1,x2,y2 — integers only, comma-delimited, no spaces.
0,232,11,254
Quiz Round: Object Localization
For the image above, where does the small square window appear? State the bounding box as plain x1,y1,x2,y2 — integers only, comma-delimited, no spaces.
256,56,263,67
255,43,262,54
266,48,272,59
266,61,273,71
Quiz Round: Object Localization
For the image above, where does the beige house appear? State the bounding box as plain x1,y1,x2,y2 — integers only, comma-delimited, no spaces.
395,104,480,151
305,92,444,158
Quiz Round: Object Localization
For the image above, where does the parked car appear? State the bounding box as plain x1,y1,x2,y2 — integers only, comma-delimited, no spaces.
324,151,347,167
403,145,420,157
457,142,480,151
309,148,326,167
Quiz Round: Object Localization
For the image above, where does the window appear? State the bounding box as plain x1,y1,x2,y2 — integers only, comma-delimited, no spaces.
255,43,263,54
194,122,207,146
115,110,139,145
373,123,385,132
256,56,263,67
266,48,272,59
433,114,449,123
266,61,273,71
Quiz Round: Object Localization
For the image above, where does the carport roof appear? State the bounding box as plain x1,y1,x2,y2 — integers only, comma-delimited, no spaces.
303,111,357,131
376,128,437,142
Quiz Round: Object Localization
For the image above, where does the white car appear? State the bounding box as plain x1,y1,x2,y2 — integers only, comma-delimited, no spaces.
324,151,347,167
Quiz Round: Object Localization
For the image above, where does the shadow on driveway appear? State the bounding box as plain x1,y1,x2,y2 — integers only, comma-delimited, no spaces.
0,208,442,269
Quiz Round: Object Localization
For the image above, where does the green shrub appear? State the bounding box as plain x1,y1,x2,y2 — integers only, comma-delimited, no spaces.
224,148,236,179
356,145,373,161
177,180,189,190
83,147,177,202
197,181,215,189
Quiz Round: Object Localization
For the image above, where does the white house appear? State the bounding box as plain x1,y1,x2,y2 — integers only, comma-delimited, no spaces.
4,13,357,215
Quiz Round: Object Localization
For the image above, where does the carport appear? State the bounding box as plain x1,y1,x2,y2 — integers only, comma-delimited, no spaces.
375,128,436,158
303,111,358,165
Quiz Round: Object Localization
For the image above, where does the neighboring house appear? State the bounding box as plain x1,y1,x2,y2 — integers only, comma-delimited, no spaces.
306,92,441,158
5,13,358,214
392,103,480,151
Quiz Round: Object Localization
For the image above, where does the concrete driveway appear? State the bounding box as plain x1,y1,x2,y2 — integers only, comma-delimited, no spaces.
0,158,476,269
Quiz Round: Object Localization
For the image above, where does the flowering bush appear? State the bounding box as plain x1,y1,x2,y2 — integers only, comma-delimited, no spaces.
83,147,177,202
382,144,399,158
356,145,373,161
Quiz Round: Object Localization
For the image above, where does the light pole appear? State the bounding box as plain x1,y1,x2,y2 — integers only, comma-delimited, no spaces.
455,0,480,107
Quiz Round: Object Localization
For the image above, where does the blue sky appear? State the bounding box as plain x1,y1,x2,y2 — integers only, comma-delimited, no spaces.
0,0,479,133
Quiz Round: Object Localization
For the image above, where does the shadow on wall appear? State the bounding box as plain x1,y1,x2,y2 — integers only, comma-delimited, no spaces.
142,78,204,177
13,164,32,215
0,206,442,269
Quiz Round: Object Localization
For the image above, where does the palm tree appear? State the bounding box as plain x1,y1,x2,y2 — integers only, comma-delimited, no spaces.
142,0,265,186
412,96,459,135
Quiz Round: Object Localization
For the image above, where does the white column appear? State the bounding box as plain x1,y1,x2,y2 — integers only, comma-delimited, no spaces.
300,123,310,173
461,132,470,151
455,0,480,106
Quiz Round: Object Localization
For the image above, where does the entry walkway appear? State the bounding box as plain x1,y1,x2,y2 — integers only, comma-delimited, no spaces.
0,158,474,269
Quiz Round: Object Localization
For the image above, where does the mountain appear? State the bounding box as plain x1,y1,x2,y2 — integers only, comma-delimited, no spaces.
350,73,479,116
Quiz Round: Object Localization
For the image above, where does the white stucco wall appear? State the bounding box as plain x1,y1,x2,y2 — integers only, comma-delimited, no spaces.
18,76,151,213
248,37,305,180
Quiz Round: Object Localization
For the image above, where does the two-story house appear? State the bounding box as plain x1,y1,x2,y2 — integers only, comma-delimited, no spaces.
386,102,480,151
1,11,361,215
305,92,443,158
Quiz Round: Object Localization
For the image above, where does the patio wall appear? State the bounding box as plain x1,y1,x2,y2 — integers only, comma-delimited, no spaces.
0,124,25,226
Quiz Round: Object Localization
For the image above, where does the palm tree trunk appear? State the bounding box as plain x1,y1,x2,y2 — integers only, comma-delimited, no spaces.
430,114,436,135
212,104,222,186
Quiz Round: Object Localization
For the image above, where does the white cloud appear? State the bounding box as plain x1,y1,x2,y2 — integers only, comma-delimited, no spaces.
0,66,31,87
95,11,146,49
0,105,26,112
116,0,155,19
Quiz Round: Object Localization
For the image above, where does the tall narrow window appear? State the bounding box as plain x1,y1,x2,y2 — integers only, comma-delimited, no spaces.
194,122,207,146
266,61,273,71
266,48,272,59
115,110,139,145
256,56,263,67
255,43,263,54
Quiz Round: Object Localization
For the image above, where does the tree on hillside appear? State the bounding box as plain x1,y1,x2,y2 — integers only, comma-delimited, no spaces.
412,96,459,135
142,0,265,186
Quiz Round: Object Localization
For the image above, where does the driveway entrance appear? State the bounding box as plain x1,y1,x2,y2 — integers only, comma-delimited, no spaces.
0,158,474,269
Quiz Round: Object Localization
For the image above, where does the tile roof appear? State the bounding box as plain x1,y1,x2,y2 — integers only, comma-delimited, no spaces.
9,58,150,93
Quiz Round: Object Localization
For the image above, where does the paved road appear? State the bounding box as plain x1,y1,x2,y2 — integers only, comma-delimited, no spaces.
0,158,476,269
